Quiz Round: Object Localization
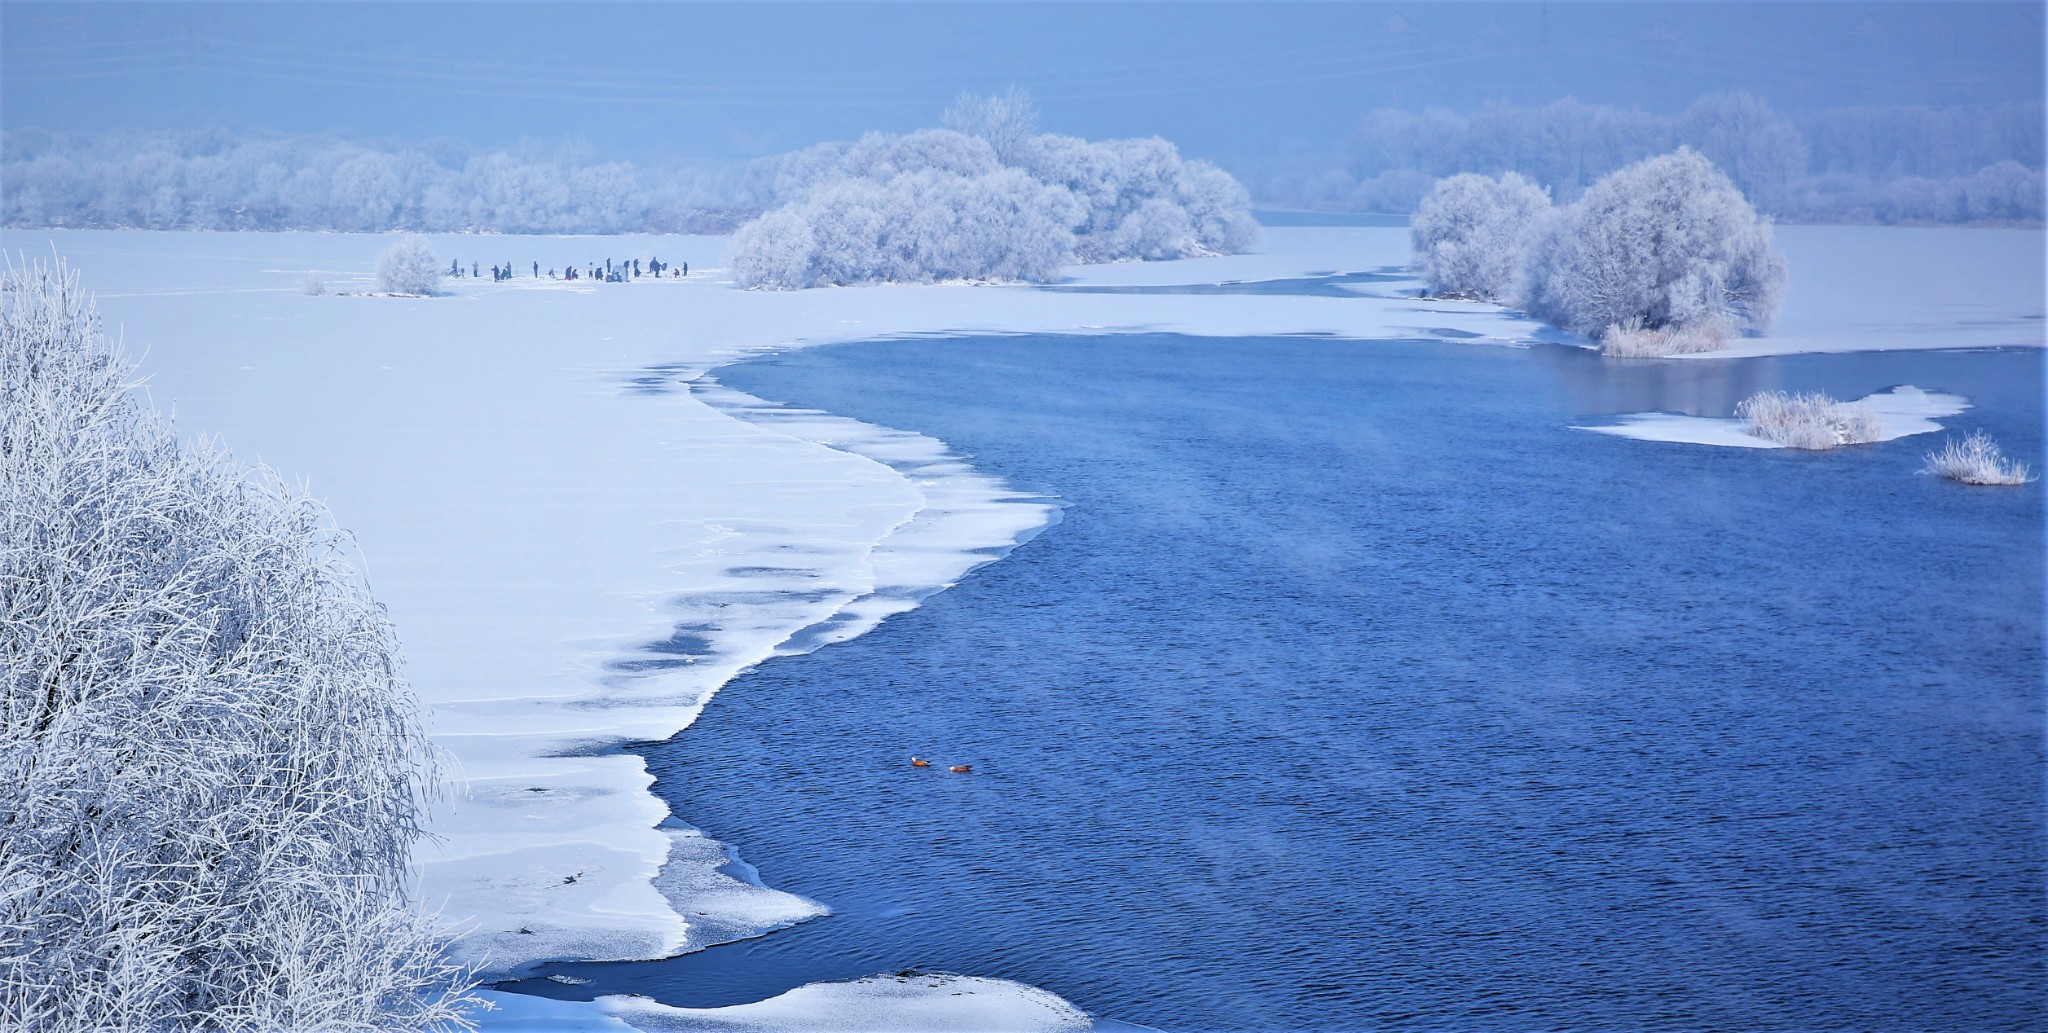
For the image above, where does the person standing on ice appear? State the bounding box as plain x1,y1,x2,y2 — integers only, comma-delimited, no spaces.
533,261,539,278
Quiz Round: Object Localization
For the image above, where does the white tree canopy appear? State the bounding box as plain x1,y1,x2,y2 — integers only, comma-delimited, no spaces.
1521,148,1787,340
376,236,442,296
1409,171,1551,301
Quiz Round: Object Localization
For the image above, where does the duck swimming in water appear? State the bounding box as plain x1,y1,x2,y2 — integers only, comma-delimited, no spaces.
910,757,931,768
949,764,972,774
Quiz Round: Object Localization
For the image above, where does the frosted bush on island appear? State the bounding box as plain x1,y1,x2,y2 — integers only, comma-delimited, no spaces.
0,262,478,1030
1523,148,1787,355
1923,431,2034,486
1410,171,1551,300
734,98,1263,288
376,235,441,295
732,167,1084,289
1012,133,1263,262
1735,390,1883,450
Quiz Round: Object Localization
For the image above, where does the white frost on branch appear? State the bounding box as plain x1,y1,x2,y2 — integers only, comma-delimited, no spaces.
1521,148,1787,351
734,94,1262,289
0,259,480,1031
376,236,442,296
1409,171,1551,301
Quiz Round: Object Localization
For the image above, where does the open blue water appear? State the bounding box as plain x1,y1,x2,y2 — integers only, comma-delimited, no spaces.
519,337,2044,1032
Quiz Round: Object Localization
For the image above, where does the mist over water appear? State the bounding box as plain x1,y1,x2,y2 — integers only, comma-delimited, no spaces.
522,337,2044,1032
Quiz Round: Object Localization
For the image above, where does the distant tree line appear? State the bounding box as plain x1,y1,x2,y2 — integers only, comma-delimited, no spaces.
1263,94,2045,226
1,128,754,233
731,90,1263,289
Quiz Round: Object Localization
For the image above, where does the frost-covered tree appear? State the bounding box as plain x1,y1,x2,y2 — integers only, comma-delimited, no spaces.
1015,133,1261,261
376,236,441,295
0,260,479,1031
1410,171,1551,300
941,86,1041,165
732,167,1082,288
1522,148,1787,349
0,128,754,234
732,122,1260,287
1676,92,1808,215
1256,96,2042,226
1963,160,2046,223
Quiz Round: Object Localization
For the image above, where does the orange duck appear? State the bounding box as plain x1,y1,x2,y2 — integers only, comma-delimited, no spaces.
910,757,931,768
949,764,973,773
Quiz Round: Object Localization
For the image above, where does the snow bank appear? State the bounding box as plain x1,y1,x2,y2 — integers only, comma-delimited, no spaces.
1578,386,1971,448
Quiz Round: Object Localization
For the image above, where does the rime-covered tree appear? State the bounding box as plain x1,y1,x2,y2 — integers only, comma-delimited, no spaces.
1410,171,1551,300
0,260,479,1031
941,87,1042,165
732,167,1082,288
732,123,1260,287
376,235,442,295
1676,92,1808,215
1522,148,1786,347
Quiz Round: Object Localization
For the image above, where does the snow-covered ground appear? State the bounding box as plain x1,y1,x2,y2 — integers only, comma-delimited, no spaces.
2,223,2038,1029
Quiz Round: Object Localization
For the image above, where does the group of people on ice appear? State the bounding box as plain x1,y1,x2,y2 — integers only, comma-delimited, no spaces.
446,257,688,283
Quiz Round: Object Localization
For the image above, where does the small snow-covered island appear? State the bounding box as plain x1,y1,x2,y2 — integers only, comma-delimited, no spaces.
3,5,2042,1033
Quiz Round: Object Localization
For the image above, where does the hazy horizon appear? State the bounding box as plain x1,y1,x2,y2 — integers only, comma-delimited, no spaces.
5,1,2042,172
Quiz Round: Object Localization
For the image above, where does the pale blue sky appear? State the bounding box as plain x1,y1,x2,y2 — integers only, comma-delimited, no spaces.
3,2,2041,167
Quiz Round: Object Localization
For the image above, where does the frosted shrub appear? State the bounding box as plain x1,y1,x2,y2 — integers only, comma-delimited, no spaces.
1410,171,1552,300
1600,314,1732,357
300,275,327,296
1735,389,1884,449
1923,431,2033,485
733,106,1261,288
1017,133,1262,262
1524,148,1787,353
0,260,479,1031
375,235,441,295
732,168,1082,289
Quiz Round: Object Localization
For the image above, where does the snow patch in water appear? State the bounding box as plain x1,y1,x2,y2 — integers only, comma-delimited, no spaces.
1577,386,1971,448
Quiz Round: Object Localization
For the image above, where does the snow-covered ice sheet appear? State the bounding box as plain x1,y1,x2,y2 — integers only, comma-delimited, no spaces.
0,223,2033,1027
1578,386,1972,448
473,973,1086,1033
1698,225,2044,358
596,973,1091,1032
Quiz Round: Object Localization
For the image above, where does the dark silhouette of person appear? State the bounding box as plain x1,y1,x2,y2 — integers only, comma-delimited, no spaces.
682,262,688,277
472,262,478,278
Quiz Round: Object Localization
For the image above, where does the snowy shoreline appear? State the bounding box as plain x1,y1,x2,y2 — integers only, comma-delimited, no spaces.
1,223,2037,1030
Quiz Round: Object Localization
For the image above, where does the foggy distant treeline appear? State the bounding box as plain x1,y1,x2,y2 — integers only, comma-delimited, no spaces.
8,91,2040,233
0,129,756,233
1262,94,2045,226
